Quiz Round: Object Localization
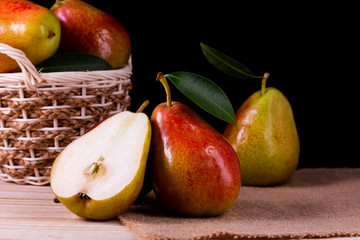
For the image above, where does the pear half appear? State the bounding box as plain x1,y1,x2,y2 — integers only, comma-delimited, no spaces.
50,111,151,220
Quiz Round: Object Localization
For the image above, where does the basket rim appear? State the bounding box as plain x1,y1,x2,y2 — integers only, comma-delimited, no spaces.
0,42,132,90
0,64,133,78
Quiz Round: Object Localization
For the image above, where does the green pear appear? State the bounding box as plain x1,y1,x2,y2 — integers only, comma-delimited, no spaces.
150,73,241,217
0,0,61,73
224,73,300,186
50,102,151,220
50,0,131,69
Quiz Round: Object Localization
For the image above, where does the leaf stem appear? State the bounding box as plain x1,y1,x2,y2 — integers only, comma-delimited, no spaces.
261,72,270,96
156,72,172,107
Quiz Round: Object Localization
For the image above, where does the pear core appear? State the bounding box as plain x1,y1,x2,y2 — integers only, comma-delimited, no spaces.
51,111,149,200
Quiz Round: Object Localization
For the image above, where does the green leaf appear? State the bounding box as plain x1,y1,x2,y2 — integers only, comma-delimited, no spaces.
200,42,261,79
36,53,113,72
165,71,236,126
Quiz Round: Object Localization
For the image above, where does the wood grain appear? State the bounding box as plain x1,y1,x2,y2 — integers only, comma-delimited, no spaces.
0,181,140,240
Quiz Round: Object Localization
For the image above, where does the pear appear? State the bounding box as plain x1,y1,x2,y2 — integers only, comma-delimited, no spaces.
50,102,151,220
0,0,61,73
224,73,300,186
150,73,241,217
50,0,131,69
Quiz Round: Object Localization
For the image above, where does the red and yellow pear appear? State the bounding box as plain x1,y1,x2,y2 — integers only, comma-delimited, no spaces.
0,0,61,72
50,0,131,69
150,73,241,217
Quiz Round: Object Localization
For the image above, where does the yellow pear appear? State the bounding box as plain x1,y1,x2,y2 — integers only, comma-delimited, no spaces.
224,73,300,186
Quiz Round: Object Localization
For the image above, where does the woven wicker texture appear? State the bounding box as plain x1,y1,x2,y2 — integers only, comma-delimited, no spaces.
0,43,132,185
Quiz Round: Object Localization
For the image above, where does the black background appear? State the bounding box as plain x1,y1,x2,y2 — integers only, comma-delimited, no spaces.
35,1,357,168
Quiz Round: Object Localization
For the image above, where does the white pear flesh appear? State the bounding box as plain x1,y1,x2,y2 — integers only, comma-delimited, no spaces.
50,111,151,220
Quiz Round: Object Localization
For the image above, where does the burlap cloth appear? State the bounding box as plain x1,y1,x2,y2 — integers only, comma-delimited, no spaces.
120,168,360,239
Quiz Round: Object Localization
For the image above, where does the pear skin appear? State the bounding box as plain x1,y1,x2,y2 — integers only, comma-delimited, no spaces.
224,81,300,186
51,0,131,69
0,0,61,73
151,102,241,216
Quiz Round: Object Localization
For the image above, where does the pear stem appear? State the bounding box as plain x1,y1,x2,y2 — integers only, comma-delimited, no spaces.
156,72,172,107
136,100,150,113
261,72,270,96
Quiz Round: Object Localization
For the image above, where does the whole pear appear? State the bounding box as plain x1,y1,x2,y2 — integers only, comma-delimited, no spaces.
150,73,241,217
0,0,61,73
224,73,300,186
51,0,131,69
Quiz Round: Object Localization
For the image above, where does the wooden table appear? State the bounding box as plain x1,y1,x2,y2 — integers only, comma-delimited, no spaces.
0,181,140,240
0,180,357,240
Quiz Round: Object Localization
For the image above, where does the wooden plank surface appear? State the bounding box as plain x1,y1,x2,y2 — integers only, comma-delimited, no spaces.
0,181,140,240
0,180,357,240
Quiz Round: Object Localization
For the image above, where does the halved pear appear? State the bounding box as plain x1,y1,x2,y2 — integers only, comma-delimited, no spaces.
50,111,151,220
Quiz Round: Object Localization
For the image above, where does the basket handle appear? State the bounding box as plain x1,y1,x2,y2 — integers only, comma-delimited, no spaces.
0,43,43,90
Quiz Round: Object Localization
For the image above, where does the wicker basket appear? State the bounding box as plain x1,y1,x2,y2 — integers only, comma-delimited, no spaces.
0,43,132,185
